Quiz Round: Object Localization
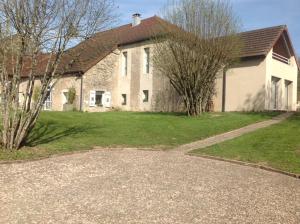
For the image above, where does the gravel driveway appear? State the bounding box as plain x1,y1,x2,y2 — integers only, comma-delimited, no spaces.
0,148,299,224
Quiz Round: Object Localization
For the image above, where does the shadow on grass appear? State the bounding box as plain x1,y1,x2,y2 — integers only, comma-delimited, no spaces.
127,111,187,117
25,122,95,147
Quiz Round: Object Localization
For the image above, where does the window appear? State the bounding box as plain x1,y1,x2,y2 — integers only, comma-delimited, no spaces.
90,90,105,107
95,91,104,106
44,87,52,110
122,52,128,76
62,91,68,105
144,48,150,74
143,90,149,102
121,94,127,105
271,77,280,110
285,80,292,110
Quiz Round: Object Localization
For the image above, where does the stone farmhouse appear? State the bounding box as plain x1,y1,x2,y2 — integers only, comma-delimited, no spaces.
21,14,299,112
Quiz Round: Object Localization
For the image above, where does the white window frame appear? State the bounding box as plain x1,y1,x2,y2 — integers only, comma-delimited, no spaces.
44,87,52,110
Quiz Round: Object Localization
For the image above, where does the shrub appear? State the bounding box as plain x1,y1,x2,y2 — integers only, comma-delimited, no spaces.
68,87,76,104
33,86,41,102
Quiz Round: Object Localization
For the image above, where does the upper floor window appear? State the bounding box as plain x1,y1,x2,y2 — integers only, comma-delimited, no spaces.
122,51,128,76
144,48,150,74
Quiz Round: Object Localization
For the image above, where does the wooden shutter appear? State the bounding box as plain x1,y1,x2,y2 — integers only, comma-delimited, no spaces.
89,90,96,107
102,92,111,108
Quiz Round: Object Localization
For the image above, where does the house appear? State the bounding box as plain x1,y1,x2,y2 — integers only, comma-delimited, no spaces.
20,14,299,112
214,25,299,111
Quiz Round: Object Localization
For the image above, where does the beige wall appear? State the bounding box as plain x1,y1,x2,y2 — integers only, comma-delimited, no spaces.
214,48,298,112
117,41,154,111
214,57,267,112
265,49,298,111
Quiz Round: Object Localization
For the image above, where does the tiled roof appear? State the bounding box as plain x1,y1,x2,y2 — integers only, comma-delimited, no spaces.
61,16,167,74
239,25,287,58
18,16,298,77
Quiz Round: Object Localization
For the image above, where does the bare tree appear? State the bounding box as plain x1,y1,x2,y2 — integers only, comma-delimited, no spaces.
0,0,116,150
153,0,241,116
298,57,300,102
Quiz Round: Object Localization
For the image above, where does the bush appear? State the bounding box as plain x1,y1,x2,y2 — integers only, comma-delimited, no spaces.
33,86,41,102
67,87,76,104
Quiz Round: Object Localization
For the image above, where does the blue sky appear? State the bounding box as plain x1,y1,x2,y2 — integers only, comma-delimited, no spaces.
116,0,300,55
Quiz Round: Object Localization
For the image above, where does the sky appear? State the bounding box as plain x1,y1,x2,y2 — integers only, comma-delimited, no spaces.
115,0,300,55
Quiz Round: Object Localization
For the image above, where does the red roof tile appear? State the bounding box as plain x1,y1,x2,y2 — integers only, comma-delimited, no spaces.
17,16,299,77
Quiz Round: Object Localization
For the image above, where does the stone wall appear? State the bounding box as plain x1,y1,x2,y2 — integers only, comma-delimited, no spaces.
81,51,118,112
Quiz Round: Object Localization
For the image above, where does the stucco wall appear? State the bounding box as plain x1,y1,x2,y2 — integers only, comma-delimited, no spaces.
118,41,154,111
213,71,223,112
214,57,267,112
265,49,298,111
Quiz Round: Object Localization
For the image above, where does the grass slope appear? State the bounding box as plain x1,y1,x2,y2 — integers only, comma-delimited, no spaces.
0,111,278,161
192,113,300,174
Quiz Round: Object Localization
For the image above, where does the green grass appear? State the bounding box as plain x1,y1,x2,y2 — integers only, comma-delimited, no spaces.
191,113,300,174
0,111,279,161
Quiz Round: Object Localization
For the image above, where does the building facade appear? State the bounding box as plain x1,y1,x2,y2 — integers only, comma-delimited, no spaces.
20,15,299,112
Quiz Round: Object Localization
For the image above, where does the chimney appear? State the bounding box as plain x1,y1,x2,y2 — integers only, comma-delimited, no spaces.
132,13,141,26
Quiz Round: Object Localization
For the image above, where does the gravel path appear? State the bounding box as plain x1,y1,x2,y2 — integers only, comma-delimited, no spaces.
0,148,299,224
174,112,293,152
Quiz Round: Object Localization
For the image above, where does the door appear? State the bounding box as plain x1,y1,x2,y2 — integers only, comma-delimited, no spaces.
271,77,279,110
285,81,292,110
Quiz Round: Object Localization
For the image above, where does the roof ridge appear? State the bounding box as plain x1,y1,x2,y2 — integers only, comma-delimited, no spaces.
240,25,286,35
92,15,161,36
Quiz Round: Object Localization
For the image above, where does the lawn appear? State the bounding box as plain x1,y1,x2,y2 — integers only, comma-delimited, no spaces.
0,111,279,161
191,113,300,174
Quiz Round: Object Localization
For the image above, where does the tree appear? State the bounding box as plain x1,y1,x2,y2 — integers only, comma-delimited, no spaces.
297,57,300,102
153,0,241,116
0,0,116,150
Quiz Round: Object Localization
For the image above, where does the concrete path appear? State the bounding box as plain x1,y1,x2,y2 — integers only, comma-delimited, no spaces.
0,148,299,224
174,112,293,152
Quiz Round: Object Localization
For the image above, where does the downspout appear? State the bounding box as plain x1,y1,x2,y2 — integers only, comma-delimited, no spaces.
222,68,227,112
80,74,83,112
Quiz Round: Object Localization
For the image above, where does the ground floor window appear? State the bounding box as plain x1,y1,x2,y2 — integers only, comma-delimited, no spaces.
122,94,127,105
44,87,52,110
96,91,104,106
143,90,149,102
271,77,280,110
